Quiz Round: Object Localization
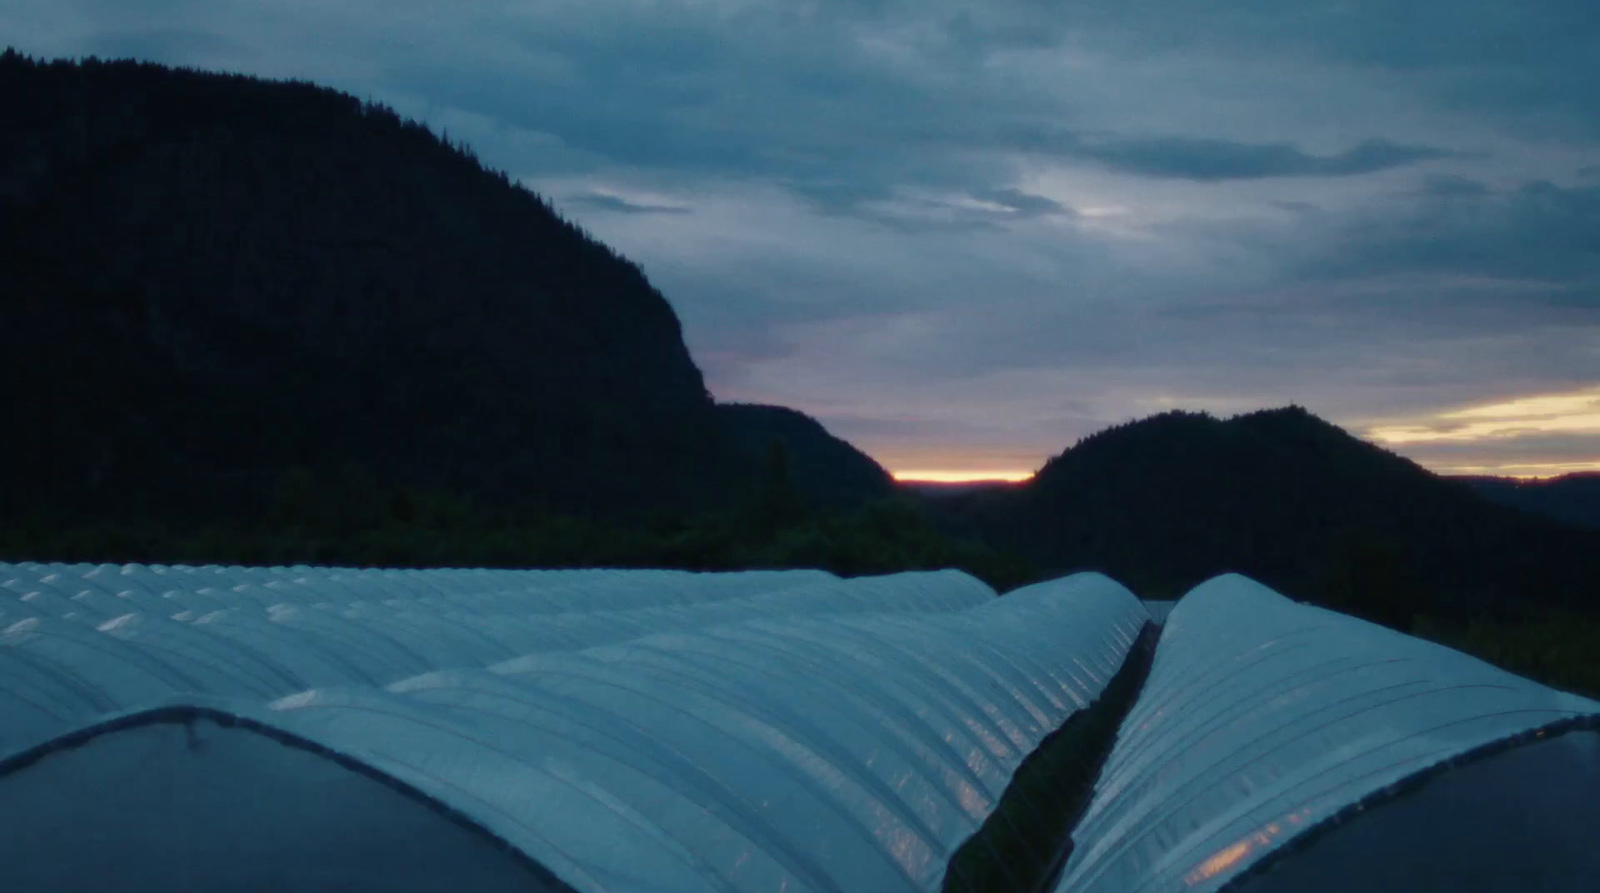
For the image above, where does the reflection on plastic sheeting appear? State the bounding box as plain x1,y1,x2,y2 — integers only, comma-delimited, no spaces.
1185,809,1311,887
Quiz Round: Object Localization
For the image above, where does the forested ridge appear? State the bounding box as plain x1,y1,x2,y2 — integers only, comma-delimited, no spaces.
0,51,1008,586
0,51,890,524
923,407,1600,620
1454,472,1600,531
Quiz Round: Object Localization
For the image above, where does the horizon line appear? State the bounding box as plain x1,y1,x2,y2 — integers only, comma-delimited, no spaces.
890,470,1036,484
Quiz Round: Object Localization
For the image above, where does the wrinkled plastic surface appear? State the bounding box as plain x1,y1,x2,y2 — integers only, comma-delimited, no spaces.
0,563,1146,893
1055,574,1600,893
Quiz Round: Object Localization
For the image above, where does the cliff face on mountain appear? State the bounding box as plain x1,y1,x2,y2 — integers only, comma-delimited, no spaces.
0,52,884,522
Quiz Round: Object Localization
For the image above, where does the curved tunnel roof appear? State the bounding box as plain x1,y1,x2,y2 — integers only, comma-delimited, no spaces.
1054,573,1600,893
0,562,1148,893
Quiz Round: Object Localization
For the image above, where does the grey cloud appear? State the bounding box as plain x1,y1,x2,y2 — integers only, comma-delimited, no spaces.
842,191,1073,234
815,415,1006,441
565,192,690,215
1067,136,1453,181
873,0,1600,140
1057,0,1593,68
378,31,1026,218
1420,174,1492,198
84,28,242,63
788,185,1070,232
1298,179,1600,286
922,0,1600,108
792,181,897,215
849,214,1007,235
1272,200,1321,214
47,0,1485,229
972,187,1075,216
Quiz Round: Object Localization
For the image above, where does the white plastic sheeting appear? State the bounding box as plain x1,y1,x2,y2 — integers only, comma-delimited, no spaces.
0,562,1148,893
1055,573,1600,893
0,563,944,752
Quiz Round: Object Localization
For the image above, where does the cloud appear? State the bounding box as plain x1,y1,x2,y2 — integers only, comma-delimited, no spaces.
813,187,1076,233
1065,136,1453,181
1024,0,1600,138
970,187,1075,216
1419,174,1492,197
1294,179,1600,286
1373,429,1600,477
83,28,242,63
1366,388,1600,444
564,192,691,215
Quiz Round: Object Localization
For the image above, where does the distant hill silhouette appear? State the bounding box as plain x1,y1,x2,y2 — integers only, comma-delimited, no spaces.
714,404,894,509
926,407,1600,625
1453,473,1600,531
0,51,887,524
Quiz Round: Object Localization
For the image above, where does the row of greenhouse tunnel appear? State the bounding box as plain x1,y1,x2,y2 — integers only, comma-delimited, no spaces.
1,561,1597,892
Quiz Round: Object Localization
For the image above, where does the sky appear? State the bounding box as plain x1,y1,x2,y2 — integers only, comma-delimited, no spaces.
6,1,1598,480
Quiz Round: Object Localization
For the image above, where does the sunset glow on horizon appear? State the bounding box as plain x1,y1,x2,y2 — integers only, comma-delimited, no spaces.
1423,461,1600,479
887,451,1600,483
890,469,1036,484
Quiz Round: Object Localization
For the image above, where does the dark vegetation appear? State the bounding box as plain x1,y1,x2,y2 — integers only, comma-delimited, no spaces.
1413,611,1600,700
2,53,1595,696
1453,472,1600,531
0,442,1032,591
944,623,1158,893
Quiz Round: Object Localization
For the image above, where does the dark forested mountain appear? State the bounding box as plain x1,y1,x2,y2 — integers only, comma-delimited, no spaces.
928,407,1600,624
1452,473,1600,531
0,52,888,525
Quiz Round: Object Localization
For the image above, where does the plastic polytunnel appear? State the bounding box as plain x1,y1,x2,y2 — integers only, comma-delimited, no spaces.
0,562,1149,893
1056,573,1600,893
